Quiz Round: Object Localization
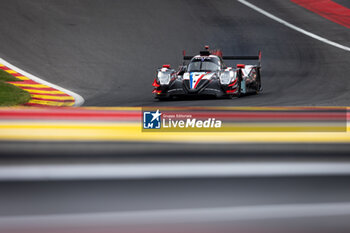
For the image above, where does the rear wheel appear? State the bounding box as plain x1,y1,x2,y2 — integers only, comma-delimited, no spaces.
235,70,242,98
255,68,262,94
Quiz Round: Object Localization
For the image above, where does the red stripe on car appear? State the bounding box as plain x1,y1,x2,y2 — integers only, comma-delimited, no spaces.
193,74,206,88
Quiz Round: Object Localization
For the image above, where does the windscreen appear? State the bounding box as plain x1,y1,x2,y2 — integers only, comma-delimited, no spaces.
188,57,220,72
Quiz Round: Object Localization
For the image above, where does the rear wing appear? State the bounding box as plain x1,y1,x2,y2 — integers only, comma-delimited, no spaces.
183,50,261,67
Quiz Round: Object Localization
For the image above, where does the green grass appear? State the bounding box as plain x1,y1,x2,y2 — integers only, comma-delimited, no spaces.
0,69,21,81
0,69,31,106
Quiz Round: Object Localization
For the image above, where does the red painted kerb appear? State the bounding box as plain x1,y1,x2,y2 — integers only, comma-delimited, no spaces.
291,0,350,29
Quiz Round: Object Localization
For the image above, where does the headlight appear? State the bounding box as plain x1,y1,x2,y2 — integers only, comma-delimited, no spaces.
183,73,189,80
157,72,171,85
219,71,232,85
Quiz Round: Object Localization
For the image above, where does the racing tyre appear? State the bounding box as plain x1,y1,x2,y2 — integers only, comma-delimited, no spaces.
255,68,262,94
235,70,242,98
156,97,169,101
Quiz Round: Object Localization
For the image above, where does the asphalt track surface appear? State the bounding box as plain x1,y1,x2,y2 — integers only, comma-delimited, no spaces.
1,0,350,232
1,176,350,233
0,0,349,106
1,143,350,233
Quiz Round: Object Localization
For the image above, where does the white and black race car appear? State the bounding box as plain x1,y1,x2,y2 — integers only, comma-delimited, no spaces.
152,46,262,100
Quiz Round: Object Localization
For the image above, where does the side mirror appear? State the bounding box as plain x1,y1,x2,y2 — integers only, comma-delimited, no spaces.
177,65,187,76
178,65,187,72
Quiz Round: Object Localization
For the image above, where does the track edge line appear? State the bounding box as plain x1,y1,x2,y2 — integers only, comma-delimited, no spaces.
0,57,85,106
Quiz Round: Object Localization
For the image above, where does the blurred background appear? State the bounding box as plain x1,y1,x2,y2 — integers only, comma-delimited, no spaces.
1,0,350,232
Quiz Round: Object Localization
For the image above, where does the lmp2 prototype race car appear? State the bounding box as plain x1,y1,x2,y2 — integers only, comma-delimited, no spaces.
152,46,262,100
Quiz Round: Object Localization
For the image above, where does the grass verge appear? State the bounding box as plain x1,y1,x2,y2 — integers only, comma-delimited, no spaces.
0,69,31,106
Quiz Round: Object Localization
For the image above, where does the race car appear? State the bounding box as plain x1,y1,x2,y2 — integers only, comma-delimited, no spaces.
152,46,262,100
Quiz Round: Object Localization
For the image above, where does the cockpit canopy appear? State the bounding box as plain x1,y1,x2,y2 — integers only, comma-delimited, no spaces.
187,56,221,72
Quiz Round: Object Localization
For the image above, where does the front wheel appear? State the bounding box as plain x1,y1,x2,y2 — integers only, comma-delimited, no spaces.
223,94,233,99
155,96,170,101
